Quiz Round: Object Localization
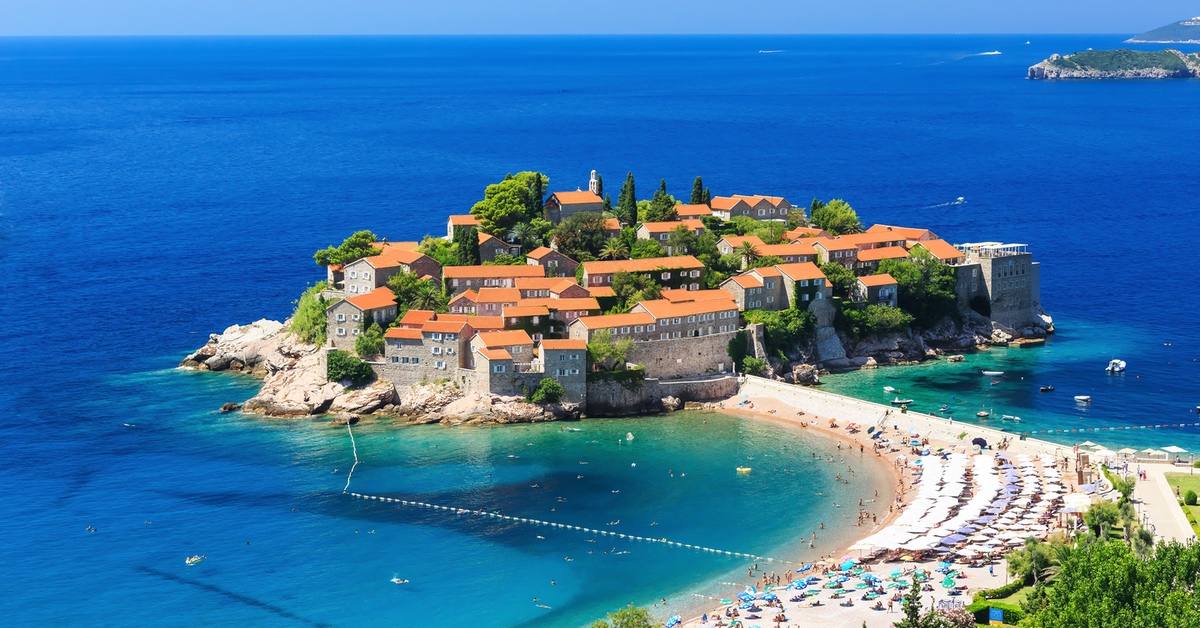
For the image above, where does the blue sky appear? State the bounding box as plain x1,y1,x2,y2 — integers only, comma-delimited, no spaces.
2,0,1197,35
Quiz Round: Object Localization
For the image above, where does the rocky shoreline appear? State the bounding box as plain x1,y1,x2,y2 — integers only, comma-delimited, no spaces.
179,320,581,425
1028,50,1200,79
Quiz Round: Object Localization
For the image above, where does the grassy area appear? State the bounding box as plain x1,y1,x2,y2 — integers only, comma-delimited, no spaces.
990,585,1031,608
1048,49,1192,72
1164,473,1200,536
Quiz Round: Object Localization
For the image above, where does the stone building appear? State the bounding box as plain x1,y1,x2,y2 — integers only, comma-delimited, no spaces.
956,242,1042,329
580,256,705,291
443,265,545,295
525,247,579,278
853,273,899,307
325,287,400,351
544,190,604,223
340,247,441,296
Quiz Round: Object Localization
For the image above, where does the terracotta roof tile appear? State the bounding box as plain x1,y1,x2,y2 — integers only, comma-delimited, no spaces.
757,242,816,257
476,287,521,303
866,224,935,240
551,191,603,205
526,246,567,261
582,255,704,276
810,238,859,251
633,298,739,320
785,227,828,240
858,273,898,287
915,239,965,260
449,290,479,303
344,287,397,311
422,320,470,334
774,262,827,282
503,305,550,318
477,348,513,361
464,316,505,330
856,246,910,262
603,218,621,231
449,215,482,226
587,286,616,298
516,277,574,290
661,289,736,303
399,309,436,328
573,312,654,330
540,339,587,350
384,327,423,340
475,330,534,348
443,265,545,279
674,204,713,217
710,196,750,211
519,297,600,311
728,275,764,289
719,235,766,249
639,219,705,234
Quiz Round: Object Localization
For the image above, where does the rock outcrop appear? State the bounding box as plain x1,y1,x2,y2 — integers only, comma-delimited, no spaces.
1029,50,1200,79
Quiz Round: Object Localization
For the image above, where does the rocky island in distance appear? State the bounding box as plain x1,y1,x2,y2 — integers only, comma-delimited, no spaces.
1028,48,1200,79
1126,16,1200,44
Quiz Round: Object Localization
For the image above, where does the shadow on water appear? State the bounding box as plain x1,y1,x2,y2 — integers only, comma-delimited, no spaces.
136,566,331,627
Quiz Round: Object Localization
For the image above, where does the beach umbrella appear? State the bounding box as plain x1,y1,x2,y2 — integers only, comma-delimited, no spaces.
972,437,988,448
1079,441,1097,447
1118,447,1137,455
934,545,955,552
1094,449,1117,457
867,425,875,433
1164,445,1189,454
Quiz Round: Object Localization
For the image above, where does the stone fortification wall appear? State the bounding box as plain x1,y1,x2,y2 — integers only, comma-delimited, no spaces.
628,331,738,379
584,375,738,416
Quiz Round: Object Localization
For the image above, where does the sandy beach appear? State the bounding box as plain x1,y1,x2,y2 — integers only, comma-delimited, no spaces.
678,376,1086,628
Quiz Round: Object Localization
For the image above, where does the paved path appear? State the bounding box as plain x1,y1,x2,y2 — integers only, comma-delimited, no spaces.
1134,464,1198,544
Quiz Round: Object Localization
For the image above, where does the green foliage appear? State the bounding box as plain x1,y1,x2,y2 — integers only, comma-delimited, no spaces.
599,237,630,260
742,356,766,376
630,238,666,259
665,225,695,256
484,253,526,266
551,212,611,262
878,247,957,329
1019,540,1200,627
820,262,856,298
840,303,914,339
1006,537,1053,585
809,198,863,235
586,329,637,372
313,230,380,267
787,202,810,228
453,226,481,266
327,350,373,385
727,215,761,236
588,603,659,628
529,377,565,404
690,176,705,204
507,221,544,253
418,235,457,268
387,270,445,313
1083,501,1121,538
354,323,385,357
750,255,784,269
614,172,637,227
610,271,661,312
734,240,760,268
643,179,678,222
1186,490,1197,506
892,591,948,628
469,172,548,235
727,330,748,367
586,365,645,391
290,282,329,346
1049,48,1192,72
742,309,815,356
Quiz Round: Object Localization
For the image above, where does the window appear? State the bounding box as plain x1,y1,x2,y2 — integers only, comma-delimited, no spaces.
592,276,602,284
412,357,419,364
621,327,630,334
834,251,842,258
766,296,774,303
758,209,765,216
349,271,358,279
571,369,580,375
352,313,361,321
363,272,371,281
780,207,788,215
661,272,670,280
391,357,399,363
687,316,696,323
432,347,442,355
445,333,456,340
634,325,644,332
802,293,810,302
512,346,523,354
493,364,506,373
349,286,358,294
660,332,669,340
352,328,360,335
402,357,410,364
673,317,681,325
672,331,681,339
337,328,346,336
432,332,442,340
436,361,445,369
690,283,699,290
336,313,346,322
690,270,700,278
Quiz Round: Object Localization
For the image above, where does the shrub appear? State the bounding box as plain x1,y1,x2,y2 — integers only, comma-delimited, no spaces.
742,308,815,355
742,356,767,376
841,303,913,338
327,350,373,385
727,330,748,367
354,323,385,357
1186,490,1197,506
291,282,329,346
530,378,565,404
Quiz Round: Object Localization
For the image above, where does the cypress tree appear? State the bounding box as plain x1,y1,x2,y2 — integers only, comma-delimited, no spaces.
690,176,704,204
702,187,711,205
596,174,603,198
616,172,637,226
530,173,545,221
602,193,613,214
455,227,481,266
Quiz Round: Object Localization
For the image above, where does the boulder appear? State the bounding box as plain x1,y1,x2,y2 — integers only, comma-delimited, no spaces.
219,402,242,413
330,413,360,426
329,380,396,414
864,357,878,369
204,354,232,372
661,396,682,411
792,364,820,386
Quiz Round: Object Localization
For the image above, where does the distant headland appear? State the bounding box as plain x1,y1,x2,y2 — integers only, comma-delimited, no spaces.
1028,48,1200,79
1127,17,1200,44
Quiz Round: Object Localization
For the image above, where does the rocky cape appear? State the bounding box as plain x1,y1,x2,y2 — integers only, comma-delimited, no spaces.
179,320,580,425
1028,50,1200,79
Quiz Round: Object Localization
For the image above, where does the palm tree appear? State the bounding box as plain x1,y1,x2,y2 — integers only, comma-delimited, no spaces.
599,237,629,261
508,223,541,252
735,241,760,270
412,281,446,312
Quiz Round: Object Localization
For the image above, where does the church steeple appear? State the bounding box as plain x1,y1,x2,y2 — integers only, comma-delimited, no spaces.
588,169,598,195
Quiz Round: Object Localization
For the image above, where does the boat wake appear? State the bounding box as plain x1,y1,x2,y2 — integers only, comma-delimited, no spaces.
924,196,966,209
758,50,785,54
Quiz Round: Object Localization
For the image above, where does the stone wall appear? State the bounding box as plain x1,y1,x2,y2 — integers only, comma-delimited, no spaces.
627,330,738,379
584,374,738,416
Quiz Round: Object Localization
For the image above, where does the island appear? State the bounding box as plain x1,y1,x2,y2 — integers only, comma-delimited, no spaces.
1127,16,1200,44
1028,48,1200,79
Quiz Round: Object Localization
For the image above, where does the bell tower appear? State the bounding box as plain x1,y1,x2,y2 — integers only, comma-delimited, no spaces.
588,170,598,195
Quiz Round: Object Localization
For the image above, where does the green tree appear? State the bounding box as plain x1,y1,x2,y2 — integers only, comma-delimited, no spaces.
841,303,914,339
611,271,661,312
551,212,611,261
454,226,481,266
735,241,760,269
643,179,678,222
327,350,374,385
313,230,380,268
615,172,637,227
529,378,565,404
1083,502,1121,538
821,262,856,297
595,173,603,199
388,270,443,314
418,235,457,267
508,222,542,253
742,356,767,376
810,198,863,235
750,254,785,269
529,171,545,222
412,281,448,312
589,603,659,628
470,172,548,235
1007,537,1053,585
1186,490,1197,506
690,176,705,204
602,193,614,215
878,247,957,329
742,309,815,356
291,282,329,346
630,239,666,259
600,238,630,261
587,329,637,371
665,225,696,256
354,323,385,357
787,202,809,228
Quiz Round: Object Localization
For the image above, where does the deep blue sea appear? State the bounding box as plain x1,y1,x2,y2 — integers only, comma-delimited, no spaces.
1,35,1199,626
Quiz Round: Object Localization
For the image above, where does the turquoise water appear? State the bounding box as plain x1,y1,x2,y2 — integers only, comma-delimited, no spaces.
821,319,1200,453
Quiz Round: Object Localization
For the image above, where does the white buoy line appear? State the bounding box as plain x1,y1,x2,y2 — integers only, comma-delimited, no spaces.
340,424,788,564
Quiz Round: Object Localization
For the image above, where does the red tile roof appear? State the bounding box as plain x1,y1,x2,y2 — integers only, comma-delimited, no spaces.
503,305,550,318
582,255,704,276
540,339,587,350
573,312,655,330
526,246,570,261
661,289,736,303
728,275,764,289
786,227,828,240
422,320,470,334
733,194,788,207
710,196,750,211
856,246,910,262
551,190,603,205
520,297,600,311
633,297,738,320
810,238,858,251
866,224,935,240
587,286,616,298
384,327,423,340
751,267,782,278
915,239,965,261
775,262,827,282
449,214,482,226
477,348,513,361
449,290,479,304
516,277,574,290
858,273,898,287
465,316,505,330
639,219,705,234
399,309,436,328
344,287,397,311
719,235,766,249
674,204,713,217
476,287,521,303
443,265,545,279
475,330,534,348
603,218,621,231
758,241,816,257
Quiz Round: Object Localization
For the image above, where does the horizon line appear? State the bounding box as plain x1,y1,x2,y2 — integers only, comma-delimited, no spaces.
0,32,1146,39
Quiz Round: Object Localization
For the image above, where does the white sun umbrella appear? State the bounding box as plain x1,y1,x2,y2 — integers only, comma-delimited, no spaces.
1028,524,1048,531
955,548,978,557
1164,445,1189,454
1094,449,1117,457
1078,441,1097,447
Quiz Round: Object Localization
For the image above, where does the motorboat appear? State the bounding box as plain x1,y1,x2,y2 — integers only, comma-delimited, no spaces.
626,432,635,441
1106,359,1126,373
186,555,203,566
938,404,950,413
1074,395,1091,403
990,380,1000,386
891,397,914,405
976,411,991,418
883,386,896,393
1001,415,1021,422
1039,385,1054,392
390,576,409,584
736,467,752,473
981,370,1004,376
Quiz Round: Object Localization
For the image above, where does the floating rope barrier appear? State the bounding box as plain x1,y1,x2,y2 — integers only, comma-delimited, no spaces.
1021,422,1200,436
342,423,359,494
345,490,790,564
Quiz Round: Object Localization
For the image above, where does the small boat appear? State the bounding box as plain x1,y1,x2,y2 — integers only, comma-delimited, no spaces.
1039,385,1054,392
883,386,896,393
186,555,203,566
626,432,635,441
891,397,914,405
1074,395,1091,403
938,404,950,413
982,370,1004,376
990,380,1000,386
976,411,991,418
390,576,408,584
1001,415,1021,422
1106,359,1126,373
736,467,752,473
564,427,581,432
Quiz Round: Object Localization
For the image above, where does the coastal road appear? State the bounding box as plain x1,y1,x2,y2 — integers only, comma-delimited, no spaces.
1134,464,1198,544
